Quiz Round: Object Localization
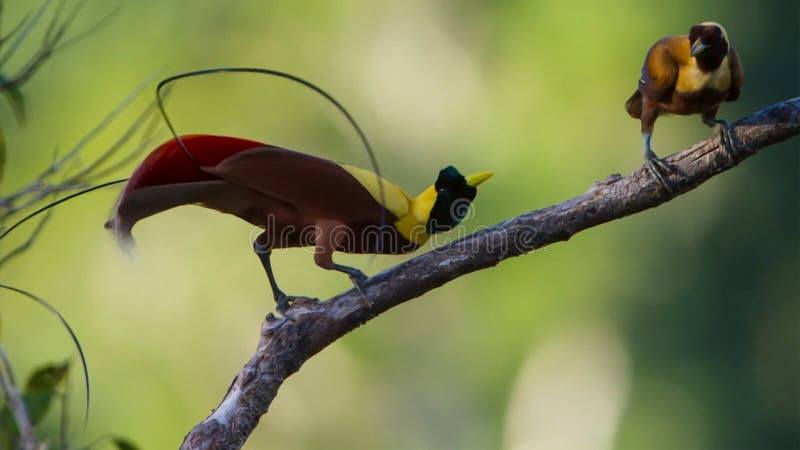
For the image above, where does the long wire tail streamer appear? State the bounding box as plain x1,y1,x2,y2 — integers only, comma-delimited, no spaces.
155,67,388,232
0,283,90,428
0,68,384,432
0,178,128,241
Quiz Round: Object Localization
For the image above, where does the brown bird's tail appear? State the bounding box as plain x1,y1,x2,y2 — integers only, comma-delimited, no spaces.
625,89,643,119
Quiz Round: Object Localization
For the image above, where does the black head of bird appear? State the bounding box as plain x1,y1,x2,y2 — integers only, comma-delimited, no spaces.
427,166,481,233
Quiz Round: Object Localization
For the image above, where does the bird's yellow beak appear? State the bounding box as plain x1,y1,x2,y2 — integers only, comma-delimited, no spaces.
466,171,493,187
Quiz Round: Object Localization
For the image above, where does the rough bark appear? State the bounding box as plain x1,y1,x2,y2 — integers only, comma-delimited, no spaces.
181,97,800,450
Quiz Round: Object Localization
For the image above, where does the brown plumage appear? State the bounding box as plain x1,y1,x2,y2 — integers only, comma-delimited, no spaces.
626,22,743,186
106,134,492,312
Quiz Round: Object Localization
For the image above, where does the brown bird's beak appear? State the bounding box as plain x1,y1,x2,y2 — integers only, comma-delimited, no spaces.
690,39,710,57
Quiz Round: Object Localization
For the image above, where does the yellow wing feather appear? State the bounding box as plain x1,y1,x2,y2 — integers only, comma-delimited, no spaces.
338,164,411,219
339,164,434,246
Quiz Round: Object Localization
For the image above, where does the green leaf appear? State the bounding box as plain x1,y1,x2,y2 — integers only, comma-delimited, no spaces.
25,361,69,392
0,361,74,448
111,437,140,450
21,389,57,426
0,361,71,444
22,361,69,426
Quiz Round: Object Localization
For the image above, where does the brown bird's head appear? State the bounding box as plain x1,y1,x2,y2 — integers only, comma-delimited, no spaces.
688,22,730,70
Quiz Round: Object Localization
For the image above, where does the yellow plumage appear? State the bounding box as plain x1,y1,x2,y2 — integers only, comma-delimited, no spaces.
339,163,432,244
676,55,732,93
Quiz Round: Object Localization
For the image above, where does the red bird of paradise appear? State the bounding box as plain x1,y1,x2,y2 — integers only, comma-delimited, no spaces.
105,134,492,312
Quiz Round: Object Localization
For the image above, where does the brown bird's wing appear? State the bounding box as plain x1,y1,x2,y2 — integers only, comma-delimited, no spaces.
727,45,743,102
203,145,398,223
639,35,688,102
625,90,643,118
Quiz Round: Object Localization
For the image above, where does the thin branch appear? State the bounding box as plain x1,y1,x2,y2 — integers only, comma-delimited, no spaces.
59,372,69,450
180,97,800,450
0,0,118,126
0,345,39,450
0,211,51,268
0,96,160,263
0,0,53,70
0,86,161,223
0,0,107,91
0,12,32,49
7,1,77,86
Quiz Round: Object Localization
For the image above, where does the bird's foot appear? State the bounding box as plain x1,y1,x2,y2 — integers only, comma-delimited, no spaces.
339,267,374,307
707,119,740,164
349,270,373,304
274,290,301,315
644,150,673,194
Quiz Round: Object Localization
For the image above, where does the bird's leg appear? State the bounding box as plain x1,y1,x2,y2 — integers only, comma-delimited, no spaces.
314,220,371,301
330,263,369,294
702,109,739,162
640,105,673,193
253,236,296,314
643,133,673,193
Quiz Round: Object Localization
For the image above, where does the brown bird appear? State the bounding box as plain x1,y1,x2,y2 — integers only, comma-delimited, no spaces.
625,22,743,186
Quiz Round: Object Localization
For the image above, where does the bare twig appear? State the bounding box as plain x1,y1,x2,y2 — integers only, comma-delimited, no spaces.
0,345,39,450
180,97,800,450
59,372,69,450
0,1,160,262
0,0,112,94
0,81,159,217
0,0,54,70
0,92,162,268
0,211,50,267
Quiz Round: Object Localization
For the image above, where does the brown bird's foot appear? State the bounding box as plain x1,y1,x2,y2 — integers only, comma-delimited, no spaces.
705,119,739,163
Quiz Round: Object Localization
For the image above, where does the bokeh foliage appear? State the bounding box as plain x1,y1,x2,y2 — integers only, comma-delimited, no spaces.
1,0,797,449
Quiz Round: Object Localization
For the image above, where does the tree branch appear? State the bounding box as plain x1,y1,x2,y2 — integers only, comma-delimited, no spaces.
181,97,800,450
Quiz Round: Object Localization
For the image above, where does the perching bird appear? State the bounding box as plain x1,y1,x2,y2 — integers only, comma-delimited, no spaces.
625,22,743,186
106,134,492,312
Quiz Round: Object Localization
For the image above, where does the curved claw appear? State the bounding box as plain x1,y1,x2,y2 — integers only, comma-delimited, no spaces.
275,291,299,314
349,270,369,296
644,150,674,194
330,264,368,290
349,270,368,285
704,118,740,163
340,267,371,306
275,291,293,315
716,120,739,162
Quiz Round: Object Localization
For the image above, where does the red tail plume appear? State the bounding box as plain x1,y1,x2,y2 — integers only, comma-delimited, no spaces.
106,134,265,250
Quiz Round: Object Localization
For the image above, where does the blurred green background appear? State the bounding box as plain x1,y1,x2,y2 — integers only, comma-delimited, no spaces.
1,0,797,448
